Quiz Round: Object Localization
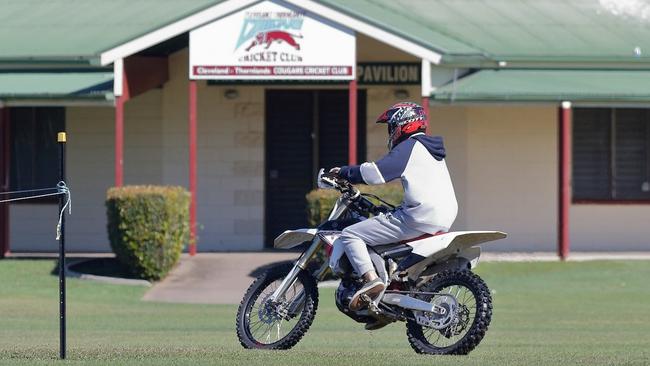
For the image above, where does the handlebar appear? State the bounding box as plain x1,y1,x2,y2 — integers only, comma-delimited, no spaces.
319,172,390,216
319,172,356,194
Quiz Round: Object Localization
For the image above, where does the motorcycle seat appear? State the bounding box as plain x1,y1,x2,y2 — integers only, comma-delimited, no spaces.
371,243,413,259
370,232,447,259
399,231,447,244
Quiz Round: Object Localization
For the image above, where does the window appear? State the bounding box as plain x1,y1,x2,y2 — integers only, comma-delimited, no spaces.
9,107,65,202
573,108,650,201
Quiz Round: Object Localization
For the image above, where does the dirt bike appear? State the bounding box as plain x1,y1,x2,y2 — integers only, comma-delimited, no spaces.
236,171,507,355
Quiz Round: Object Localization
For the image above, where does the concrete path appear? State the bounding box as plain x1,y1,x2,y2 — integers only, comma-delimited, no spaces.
142,251,650,305
142,252,299,305
481,251,650,262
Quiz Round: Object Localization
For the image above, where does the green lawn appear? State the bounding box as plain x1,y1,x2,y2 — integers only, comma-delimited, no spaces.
1,259,649,365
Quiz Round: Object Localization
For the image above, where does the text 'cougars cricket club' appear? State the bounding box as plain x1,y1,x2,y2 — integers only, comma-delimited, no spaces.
193,66,352,76
191,7,354,78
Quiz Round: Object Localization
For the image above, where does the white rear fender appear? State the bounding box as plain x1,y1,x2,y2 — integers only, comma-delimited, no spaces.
409,231,507,258
404,231,506,280
274,228,318,249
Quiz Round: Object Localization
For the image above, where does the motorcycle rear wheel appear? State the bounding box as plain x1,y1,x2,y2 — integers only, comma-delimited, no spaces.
406,270,492,355
236,263,319,349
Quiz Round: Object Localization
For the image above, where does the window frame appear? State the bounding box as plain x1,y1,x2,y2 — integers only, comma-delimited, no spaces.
572,107,650,204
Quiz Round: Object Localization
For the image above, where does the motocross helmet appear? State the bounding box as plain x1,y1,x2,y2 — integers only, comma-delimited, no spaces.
375,102,428,150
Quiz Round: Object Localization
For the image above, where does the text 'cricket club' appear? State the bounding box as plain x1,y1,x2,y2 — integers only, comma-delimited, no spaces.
236,10,305,63
192,7,353,77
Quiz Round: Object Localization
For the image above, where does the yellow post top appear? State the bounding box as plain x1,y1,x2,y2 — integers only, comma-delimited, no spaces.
57,132,67,143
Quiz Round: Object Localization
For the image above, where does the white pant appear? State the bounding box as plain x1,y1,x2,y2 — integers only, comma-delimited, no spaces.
330,210,426,276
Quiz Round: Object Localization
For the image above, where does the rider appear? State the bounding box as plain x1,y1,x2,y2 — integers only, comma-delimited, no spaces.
330,102,458,312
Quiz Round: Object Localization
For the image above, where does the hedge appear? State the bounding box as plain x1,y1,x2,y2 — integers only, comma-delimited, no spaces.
305,182,403,226
106,185,190,281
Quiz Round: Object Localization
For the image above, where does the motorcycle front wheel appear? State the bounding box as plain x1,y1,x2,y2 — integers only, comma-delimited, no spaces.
236,263,319,349
406,270,492,355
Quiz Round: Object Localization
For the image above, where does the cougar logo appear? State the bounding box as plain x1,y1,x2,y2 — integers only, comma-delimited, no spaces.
245,31,302,51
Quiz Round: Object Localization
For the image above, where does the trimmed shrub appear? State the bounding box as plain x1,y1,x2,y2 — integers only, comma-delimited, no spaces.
106,185,190,281
305,182,404,226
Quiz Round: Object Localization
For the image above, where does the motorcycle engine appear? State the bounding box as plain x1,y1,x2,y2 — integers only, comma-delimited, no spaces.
335,279,375,323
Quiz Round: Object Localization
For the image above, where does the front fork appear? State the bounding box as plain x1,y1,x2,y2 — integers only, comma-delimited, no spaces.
267,237,329,306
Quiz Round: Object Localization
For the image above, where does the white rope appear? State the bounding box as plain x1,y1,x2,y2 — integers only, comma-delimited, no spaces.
0,191,64,203
0,187,59,195
56,181,71,241
0,183,72,240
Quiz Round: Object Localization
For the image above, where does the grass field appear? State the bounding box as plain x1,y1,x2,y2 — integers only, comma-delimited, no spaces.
0,259,649,365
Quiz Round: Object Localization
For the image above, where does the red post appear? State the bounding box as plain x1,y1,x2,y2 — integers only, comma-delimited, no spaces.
348,79,358,165
188,80,198,256
421,96,430,134
558,102,572,260
115,95,124,187
115,62,129,187
1,107,10,257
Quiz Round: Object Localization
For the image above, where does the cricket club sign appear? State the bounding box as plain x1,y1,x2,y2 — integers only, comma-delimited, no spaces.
190,0,355,80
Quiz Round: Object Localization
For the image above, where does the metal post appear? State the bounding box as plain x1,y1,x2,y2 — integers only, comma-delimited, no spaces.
558,102,571,260
348,79,357,165
188,80,197,256
57,131,67,359
421,96,430,134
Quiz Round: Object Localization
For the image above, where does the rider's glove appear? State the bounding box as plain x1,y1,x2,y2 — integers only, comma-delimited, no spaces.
317,168,336,189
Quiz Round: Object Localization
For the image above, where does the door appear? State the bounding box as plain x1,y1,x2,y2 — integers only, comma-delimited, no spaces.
265,89,366,246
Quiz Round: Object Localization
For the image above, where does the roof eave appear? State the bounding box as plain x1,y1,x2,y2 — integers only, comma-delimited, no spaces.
0,57,100,70
98,0,444,66
432,94,650,103
439,55,650,70
0,94,114,107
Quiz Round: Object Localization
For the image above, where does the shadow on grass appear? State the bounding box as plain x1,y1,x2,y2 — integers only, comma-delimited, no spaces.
248,259,337,281
248,260,294,277
50,258,141,280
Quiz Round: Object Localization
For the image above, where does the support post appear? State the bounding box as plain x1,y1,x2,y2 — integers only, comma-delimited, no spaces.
115,95,124,187
558,101,572,260
188,80,197,256
421,60,431,134
348,79,358,165
114,59,128,188
421,96,430,134
57,132,67,360
0,107,10,257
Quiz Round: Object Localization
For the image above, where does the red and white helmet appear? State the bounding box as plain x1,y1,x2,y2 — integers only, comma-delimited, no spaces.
375,102,428,150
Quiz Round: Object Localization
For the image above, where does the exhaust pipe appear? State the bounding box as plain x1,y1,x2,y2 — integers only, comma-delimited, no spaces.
381,293,444,314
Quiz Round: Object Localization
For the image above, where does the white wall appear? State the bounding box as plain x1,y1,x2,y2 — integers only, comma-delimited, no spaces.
10,90,166,252
10,106,115,252
431,104,650,252
9,205,59,252
571,205,650,251
162,49,265,251
463,106,558,251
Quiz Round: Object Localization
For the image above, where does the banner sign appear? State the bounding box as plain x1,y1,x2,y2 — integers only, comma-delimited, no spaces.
190,0,355,80
357,63,420,85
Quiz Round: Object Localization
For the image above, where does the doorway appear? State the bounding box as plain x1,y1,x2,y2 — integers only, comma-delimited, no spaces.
265,89,367,246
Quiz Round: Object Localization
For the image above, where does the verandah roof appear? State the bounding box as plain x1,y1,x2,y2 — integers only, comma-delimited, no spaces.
0,71,113,101
432,69,650,103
